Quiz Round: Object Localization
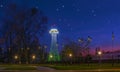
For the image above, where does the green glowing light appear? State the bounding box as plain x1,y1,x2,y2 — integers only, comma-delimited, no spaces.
48,28,60,62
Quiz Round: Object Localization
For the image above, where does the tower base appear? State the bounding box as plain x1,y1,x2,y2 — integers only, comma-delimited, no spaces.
48,52,60,62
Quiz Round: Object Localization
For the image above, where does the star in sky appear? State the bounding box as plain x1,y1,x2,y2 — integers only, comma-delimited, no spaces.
62,5,64,8
56,8,59,12
91,10,95,13
58,18,62,22
93,14,96,17
77,8,80,12
0,4,3,8
91,9,97,17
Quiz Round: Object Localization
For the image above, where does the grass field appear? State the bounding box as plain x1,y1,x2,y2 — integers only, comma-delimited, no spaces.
0,64,37,70
44,63,120,70
0,63,120,70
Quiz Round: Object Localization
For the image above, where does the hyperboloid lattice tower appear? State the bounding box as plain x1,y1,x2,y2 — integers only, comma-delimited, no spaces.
48,28,60,61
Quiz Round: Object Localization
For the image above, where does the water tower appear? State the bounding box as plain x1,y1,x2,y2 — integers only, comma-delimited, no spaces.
48,28,60,61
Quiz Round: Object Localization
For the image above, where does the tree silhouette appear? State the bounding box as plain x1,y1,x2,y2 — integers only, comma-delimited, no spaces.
61,37,92,64
1,4,48,63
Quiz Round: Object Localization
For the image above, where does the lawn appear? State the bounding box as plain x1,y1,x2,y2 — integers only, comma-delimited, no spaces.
44,63,120,70
0,64,37,70
0,63,120,70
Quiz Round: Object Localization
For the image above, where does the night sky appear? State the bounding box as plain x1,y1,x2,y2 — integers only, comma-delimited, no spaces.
0,0,120,52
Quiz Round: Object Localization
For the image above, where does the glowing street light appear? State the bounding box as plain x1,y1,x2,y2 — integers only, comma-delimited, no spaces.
14,55,18,60
49,54,53,64
69,53,72,58
69,53,73,64
98,51,102,55
98,51,102,66
50,54,53,58
32,55,36,60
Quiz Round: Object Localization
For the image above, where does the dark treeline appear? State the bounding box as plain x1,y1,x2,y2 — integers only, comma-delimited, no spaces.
0,4,48,64
60,37,92,64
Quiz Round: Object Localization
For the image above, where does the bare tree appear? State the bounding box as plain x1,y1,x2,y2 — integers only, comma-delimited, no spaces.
1,4,48,63
61,36,92,64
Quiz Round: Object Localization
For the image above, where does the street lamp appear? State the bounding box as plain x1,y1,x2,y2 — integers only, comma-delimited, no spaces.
98,51,102,66
49,54,53,64
44,45,47,59
14,55,18,60
26,47,30,64
69,53,73,64
31,54,36,64
98,51,102,55
32,55,36,60
14,55,18,64
50,54,53,58
69,53,72,58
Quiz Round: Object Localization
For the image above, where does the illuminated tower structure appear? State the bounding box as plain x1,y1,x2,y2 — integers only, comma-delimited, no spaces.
48,28,60,61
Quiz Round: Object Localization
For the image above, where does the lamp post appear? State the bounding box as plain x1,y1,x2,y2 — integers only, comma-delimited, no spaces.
32,54,36,64
112,32,114,66
50,54,53,58
14,55,18,64
98,51,102,66
14,55,18,60
8,48,11,63
26,47,30,64
43,45,47,61
32,55,36,60
69,53,72,57
69,53,73,64
50,54,53,64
